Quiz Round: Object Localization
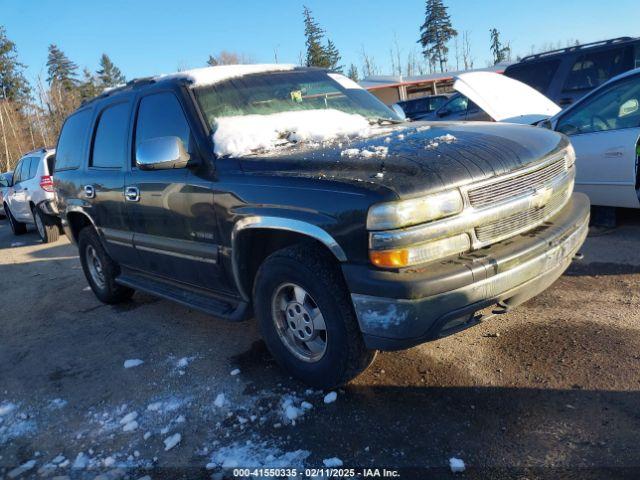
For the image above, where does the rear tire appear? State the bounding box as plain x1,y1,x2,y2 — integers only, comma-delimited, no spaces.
78,227,134,304
4,204,27,235
253,243,376,388
32,206,59,243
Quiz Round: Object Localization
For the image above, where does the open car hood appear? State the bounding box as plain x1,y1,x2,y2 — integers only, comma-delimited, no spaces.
453,72,561,124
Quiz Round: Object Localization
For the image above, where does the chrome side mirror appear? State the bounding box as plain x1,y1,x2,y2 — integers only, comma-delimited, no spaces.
136,136,190,171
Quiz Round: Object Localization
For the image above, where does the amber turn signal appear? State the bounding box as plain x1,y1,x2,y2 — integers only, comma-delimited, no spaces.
369,249,410,268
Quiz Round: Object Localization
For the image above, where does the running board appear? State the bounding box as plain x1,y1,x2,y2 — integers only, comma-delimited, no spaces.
116,270,251,322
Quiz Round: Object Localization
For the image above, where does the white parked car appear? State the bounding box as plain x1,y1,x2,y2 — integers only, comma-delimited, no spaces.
543,69,640,208
3,148,61,242
450,70,640,208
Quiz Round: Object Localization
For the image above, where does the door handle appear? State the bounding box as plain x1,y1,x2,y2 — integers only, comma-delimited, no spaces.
84,185,95,198
559,97,573,106
125,186,140,202
605,149,624,158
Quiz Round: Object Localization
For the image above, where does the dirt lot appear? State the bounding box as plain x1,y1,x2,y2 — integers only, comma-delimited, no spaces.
1,213,640,479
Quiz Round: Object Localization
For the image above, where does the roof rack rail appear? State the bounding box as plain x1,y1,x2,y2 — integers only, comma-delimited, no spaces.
80,76,157,106
520,36,637,62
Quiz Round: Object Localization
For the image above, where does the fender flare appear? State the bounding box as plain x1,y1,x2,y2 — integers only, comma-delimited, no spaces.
231,216,347,300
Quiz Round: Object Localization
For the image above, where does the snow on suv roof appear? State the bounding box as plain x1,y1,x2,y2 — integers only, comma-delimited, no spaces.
156,64,297,88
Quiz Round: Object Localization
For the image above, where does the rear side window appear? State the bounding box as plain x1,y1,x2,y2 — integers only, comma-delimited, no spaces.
563,47,634,92
505,59,561,94
55,109,92,171
134,92,192,156
28,157,39,178
91,103,131,168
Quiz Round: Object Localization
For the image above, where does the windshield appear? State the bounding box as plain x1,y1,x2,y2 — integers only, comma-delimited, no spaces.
193,69,401,129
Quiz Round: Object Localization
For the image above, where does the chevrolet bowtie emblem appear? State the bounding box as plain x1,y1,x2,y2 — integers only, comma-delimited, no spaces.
532,186,553,209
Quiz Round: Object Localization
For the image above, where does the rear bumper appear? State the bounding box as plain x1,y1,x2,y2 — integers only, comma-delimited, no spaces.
37,199,59,217
344,193,590,350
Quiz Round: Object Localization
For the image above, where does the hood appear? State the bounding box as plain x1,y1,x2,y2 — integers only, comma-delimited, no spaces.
237,121,568,199
454,72,561,124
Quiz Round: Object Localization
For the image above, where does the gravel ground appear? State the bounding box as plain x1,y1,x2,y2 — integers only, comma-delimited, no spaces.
1,212,639,479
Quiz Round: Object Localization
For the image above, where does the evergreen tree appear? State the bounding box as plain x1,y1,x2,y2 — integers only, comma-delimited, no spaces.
78,68,100,100
96,53,125,88
206,55,218,66
302,6,341,70
325,39,342,72
490,28,511,64
303,6,328,67
417,0,458,73
46,44,78,90
0,26,30,101
347,63,359,82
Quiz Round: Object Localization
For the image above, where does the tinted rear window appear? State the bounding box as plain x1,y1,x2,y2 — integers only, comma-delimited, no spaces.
55,109,92,171
91,103,130,168
504,59,561,94
563,46,634,92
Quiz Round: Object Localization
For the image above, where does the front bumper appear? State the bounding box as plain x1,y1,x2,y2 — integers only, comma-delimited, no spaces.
344,193,590,350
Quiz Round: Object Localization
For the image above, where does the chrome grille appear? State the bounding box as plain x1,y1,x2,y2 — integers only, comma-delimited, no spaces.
475,187,570,243
467,154,568,208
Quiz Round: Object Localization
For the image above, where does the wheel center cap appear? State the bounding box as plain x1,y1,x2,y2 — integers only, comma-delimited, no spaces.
285,302,315,341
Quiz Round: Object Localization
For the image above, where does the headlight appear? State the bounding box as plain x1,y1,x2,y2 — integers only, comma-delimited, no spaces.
367,189,464,230
369,233,471,268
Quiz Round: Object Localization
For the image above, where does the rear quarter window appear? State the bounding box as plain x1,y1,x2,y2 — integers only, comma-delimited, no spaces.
28,157,39,179
563,46,634,92
55,108,93,171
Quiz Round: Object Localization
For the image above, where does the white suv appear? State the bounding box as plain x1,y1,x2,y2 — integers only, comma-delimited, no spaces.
3,148,61,243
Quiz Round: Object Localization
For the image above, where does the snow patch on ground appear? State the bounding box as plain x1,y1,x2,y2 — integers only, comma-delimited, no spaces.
213,109,373,157
214,393,226,408
163,432,182,451
449,457,466,473
207,441,310,470
323,457,344,467
0,402,36,445
230,368,241,376
323,392,338,404
48,398,68,409
123,359,144,369
7,459,36,478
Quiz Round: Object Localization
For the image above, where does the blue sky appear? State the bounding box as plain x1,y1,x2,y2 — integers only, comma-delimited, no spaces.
3,0,639,84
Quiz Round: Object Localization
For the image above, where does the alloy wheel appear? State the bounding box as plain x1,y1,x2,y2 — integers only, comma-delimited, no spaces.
271,282,328,363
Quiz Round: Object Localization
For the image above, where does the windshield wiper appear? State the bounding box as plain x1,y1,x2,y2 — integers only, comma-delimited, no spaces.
368,117,404,126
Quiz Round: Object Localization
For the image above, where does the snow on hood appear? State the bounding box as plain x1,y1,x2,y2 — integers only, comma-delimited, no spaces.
454,72,561,124
157,64,297,88
212,109,373,157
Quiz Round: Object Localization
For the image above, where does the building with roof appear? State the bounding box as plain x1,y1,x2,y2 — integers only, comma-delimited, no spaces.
360,63,510,105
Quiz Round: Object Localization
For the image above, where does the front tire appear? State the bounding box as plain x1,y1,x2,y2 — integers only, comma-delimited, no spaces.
4,204,27,235
253,243,376,388
78,227,134,304
32,206,59,243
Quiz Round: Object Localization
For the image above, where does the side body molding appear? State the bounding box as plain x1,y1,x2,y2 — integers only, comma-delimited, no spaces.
231,216,347,300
